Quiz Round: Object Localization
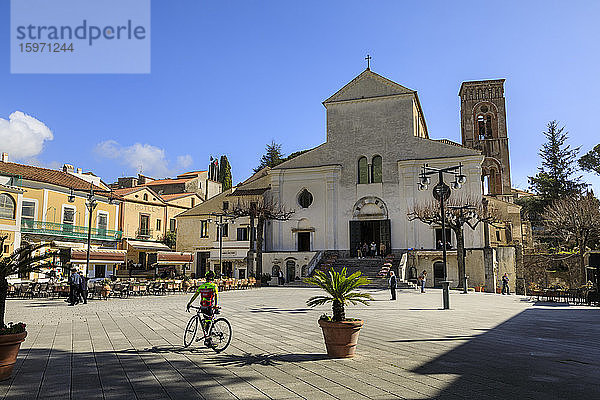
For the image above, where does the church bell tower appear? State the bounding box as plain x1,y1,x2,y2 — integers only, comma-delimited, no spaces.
459,79,512,198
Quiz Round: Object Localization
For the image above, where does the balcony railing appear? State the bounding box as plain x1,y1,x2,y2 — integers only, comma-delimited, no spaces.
135,228,154,239
21,219,122,241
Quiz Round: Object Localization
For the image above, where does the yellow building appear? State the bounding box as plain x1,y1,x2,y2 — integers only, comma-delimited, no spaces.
176,169,270,279
0,174,24,256
0,158,122,279
113,186,198,277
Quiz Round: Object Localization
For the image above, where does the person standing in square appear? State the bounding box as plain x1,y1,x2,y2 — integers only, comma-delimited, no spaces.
389,271,397,300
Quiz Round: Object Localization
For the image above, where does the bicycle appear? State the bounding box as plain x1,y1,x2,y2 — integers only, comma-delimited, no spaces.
183,305,232,352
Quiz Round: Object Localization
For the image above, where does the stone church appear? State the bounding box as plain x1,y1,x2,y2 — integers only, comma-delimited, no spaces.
260,67,519,290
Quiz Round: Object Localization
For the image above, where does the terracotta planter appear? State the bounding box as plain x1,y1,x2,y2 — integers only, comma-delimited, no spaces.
318,319,363,358
0,331,27,381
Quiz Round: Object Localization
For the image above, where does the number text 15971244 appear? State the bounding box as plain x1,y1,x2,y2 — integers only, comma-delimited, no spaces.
19,43,74,52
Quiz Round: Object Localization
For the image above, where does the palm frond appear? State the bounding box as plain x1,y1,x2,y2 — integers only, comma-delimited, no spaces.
0,243,55,278
304,267,372,311
306,295,334,307
345,292,374,305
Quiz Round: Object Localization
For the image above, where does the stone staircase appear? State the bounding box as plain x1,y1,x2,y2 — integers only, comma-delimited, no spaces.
313,253,415,289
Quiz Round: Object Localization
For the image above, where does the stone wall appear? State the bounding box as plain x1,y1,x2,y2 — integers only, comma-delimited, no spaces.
262,251,316,282
408,246,517,291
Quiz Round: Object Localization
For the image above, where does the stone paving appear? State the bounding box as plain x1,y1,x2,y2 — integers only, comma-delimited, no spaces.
1,287,599,399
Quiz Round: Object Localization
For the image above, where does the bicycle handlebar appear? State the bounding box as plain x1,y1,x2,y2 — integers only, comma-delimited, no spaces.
188,305,220,310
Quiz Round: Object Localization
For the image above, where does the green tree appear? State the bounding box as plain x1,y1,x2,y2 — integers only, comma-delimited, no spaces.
282,149,310,162
527,121,584,211
254,141,284,172
162,231,176,249
579,144,600,175
218,155,232,191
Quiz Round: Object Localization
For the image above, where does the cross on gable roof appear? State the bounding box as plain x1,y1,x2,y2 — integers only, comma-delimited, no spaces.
323,69,415,105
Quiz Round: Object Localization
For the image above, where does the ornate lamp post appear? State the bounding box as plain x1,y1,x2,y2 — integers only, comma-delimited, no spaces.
203,212,236,277
69,183,116,278
417,163,467,309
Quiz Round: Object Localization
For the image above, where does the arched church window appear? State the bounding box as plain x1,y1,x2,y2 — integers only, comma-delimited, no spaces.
486,115,493,138
358,157,369,184
0,194,15,219
143,193,148,201
298,189,313,208
477,115,486,139
371,155,382,183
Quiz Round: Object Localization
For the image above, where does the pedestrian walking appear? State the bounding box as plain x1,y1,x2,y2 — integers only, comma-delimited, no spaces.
501,273,510,295
68,269,82,306
357,245,362,259
370,242,377,257
418,270,427,293
362,243,369,258
379,242,386,258
78,271,88,304
389,271,397,300
278,269,284,285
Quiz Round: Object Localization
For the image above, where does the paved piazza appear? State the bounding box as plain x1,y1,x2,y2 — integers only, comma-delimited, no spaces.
1,287,598,399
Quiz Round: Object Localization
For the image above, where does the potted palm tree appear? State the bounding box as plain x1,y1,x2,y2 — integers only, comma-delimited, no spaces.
304,268,373,358
0,239,53,380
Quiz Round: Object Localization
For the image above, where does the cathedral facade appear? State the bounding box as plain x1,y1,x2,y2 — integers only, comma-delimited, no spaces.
265,69,490,255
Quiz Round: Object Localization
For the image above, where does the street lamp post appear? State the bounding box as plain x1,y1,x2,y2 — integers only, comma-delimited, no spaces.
208,212,236,278
85,189,97,278
70,183,115,279
418,163,467,310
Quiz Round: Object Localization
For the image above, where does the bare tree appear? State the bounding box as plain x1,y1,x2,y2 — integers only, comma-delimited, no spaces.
232,194,294,277
408,197,501,288
542,191,600,281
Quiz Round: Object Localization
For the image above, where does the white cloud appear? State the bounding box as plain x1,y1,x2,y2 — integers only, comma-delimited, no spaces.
95,140,192,178
0,111,53,160
177,154,193,169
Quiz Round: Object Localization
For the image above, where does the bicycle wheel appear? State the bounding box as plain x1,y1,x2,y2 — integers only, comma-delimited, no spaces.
207,318,232,353
183,315,199,348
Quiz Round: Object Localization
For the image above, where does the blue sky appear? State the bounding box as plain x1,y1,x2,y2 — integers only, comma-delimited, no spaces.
1,0,599,192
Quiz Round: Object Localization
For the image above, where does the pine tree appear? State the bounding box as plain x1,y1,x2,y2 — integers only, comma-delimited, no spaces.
529,121,584,202
579,144,600,175
219,155,232,191
254,141,284,172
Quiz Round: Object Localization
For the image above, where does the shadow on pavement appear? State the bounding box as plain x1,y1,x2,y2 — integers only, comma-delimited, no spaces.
389,335,477,343
532,302,571,307
1,346,261,399
248,307,312,314
205,352,330,367
410,307,600,399
129,345,210,355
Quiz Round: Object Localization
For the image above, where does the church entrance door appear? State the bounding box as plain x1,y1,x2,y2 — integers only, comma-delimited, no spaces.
297,232,310,252
349,219,391,257
433,261,445,288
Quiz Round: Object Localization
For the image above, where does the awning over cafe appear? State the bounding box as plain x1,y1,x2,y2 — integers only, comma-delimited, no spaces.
156,252,193,265
53,241,85,249
71,249,127,264
126,240,171,251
